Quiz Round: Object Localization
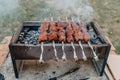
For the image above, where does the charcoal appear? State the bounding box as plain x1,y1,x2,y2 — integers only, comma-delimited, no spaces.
24,41,28,44
20,32,25,35
17,28,40,45
24,28,30,32
18,37,23,41
88,29,101,44
33,41,37,45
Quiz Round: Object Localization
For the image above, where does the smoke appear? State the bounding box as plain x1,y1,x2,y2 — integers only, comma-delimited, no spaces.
0,0,93,21
0,0,19,17
51,0,93,21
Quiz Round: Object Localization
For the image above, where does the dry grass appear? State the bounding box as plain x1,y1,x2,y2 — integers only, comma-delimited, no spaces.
91,0,120,54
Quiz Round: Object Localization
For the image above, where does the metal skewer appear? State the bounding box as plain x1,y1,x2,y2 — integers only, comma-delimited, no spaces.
66,17,78,61
51,17,59,61
39,18,47,63
88,41,99,61
58,16,67,60
71,42,78,60
78,18,99,61
71,17,87,61
78,41,87,61
39,42,44,63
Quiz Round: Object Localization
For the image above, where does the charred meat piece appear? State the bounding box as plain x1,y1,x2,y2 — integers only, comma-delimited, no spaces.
66,23,74,36
48,21,58,41
39,31,48,42
58,30,66,42
67,36,74,42
49,21,57,31
50,21,56,26
83,33,90,42
74,32,84,42
71,22,84,42
57,21,69,28
78,23,90,42
58,33,66,42
57,21,66,42
39,22,49,32
50,25,57,31
39,22,49,42
71,22,79,31
48,31,58,41
66,22,74,42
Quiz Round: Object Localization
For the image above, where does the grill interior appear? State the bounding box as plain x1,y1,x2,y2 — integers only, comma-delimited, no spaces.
16,22,105,45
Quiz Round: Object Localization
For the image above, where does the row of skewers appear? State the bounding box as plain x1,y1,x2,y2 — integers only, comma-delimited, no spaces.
39,17,99,63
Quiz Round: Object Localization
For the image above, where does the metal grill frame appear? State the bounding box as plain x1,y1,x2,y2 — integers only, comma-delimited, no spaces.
9,21,111,78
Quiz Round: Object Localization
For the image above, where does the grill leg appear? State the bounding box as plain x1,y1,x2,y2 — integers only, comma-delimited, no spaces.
9,46,19,78
92,46,111,76
11,56,19,78
100,46,111,76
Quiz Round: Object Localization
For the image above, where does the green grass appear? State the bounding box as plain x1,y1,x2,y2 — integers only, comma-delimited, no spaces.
91,0,120,54
116,45,120,54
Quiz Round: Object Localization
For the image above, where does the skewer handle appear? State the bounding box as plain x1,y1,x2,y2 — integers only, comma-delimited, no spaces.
53,41,59,61
78,41,87,61
88,42,99,61
73,17,87,61
58,16,67,60
66,17,68,22
39,42,44,63
66,16,78,61
62,41,67,60
71,42,78,60
78,17,98,61
51,17,53,21
50,17,59,61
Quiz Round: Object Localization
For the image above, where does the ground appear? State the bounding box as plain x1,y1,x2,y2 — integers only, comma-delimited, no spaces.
0,54,108,80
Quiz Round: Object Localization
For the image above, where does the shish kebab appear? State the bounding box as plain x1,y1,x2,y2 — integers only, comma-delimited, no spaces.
57,17,67,60
39,19,49,63
49,17,59,61
38,17,98,61
71,17,87,61
66,17,78,60
77,19,99,61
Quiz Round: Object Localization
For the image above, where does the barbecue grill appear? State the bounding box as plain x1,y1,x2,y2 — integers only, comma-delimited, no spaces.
9,18,111,78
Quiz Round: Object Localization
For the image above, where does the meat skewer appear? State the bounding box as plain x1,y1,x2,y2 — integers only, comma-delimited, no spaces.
58,17,66,60
71,17,87,61
50,17,59,61
88,42,99,61
66,17,78,61
39,18,48,63
78,18,99,61
39,42,44,63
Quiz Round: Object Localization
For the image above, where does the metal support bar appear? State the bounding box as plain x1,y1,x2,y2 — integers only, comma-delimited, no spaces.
9,46,19,78
100,46,111,76
18,60,24,72
92,45,111,76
